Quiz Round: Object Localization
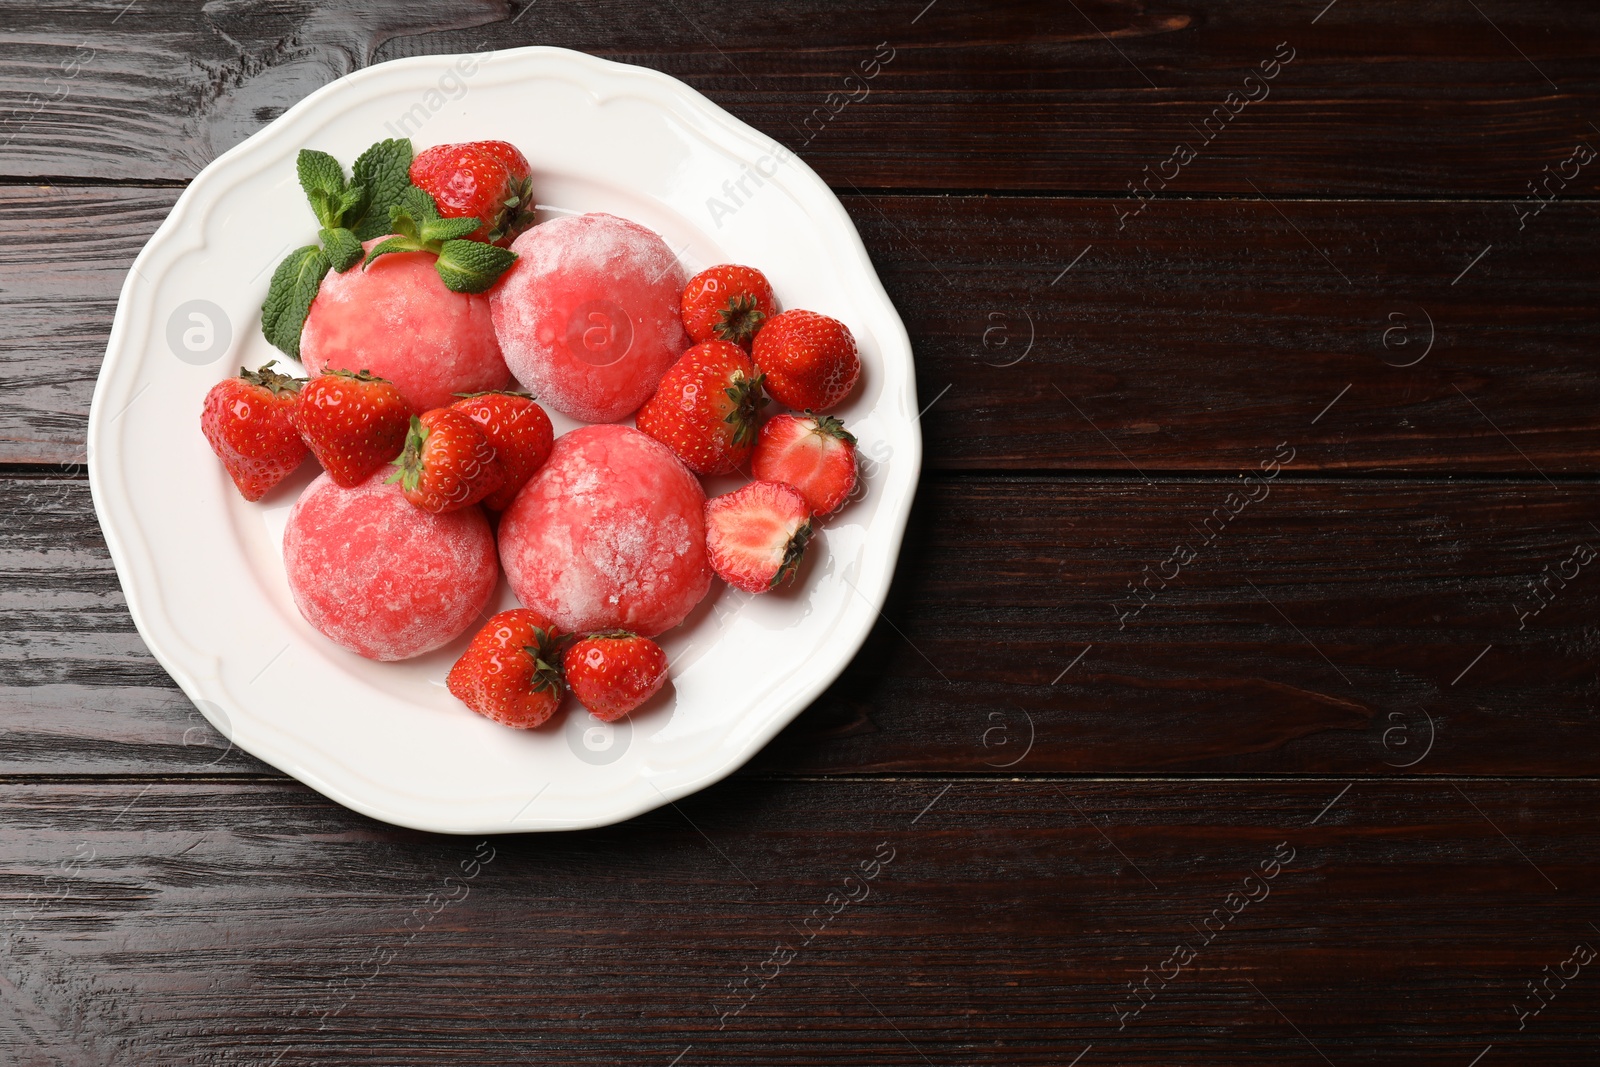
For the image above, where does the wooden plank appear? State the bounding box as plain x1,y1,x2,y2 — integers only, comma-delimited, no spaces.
0,777,1594,1063
4,187,1599,472
0,187,174,468
2,1,1599,194
859,194,1600,473
6,474,1599,778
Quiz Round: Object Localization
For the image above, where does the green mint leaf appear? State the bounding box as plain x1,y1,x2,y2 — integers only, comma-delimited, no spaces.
434,240,518,294
335,183,368,226
362,235,429,269
296,150,347,228
320,227,364,272
260,244,330,358
349,138,413,240
398,184,440,225
388,209,420,243
384,185,439,244
421,216,481,243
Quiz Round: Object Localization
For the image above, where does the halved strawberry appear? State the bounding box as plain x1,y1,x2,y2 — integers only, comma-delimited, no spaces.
200,364,308,501
449,391,553,510
751,413,858,516
563,631,668,722
704,481,814,594
635,340,767,475
447,609,567,729
389,408,505,514
290,369,411,487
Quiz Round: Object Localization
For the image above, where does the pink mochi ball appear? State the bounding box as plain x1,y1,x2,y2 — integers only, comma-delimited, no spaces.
489,213,690,423
300,238,511,412
499,424,712,637
283,471,499,661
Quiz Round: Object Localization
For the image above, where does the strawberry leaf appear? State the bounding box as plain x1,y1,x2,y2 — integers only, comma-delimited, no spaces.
811,414,857,445
349,138,415,240
434,240,518,294
388,415,428,493
320,227,364,272
260,244,330,358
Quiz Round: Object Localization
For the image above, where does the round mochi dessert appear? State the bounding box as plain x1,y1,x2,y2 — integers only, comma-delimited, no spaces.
499,424,711,637
489,213,690,423
283,471,498,661
300,238,511,412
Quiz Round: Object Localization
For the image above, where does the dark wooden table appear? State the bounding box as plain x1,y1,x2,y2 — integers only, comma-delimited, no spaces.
4,1,1600,1063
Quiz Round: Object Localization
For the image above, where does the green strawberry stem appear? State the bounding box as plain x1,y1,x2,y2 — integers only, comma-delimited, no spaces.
486,174,538,245
773,519,814,590
238,363,303,395
387,415,429,494
808,413,857,445
722,371,768,447
524,627,570,694
713,294,768,347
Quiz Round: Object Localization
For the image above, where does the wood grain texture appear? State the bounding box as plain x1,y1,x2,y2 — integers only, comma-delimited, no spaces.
5,6,1600,1062
7,473,1598,778
859,194,1600,473
4,187,1598,472
2,1,1599,194
0,777,1594,1064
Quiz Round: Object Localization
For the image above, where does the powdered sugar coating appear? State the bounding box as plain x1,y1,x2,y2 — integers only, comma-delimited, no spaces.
498,424,711,636
300,238,511,412
489,213,689,423
283,471,499,661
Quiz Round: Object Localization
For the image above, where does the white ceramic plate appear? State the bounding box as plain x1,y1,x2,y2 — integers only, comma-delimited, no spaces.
88,46,920,834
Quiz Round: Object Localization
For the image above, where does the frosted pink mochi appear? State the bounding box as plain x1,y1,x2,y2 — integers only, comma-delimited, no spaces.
283,471,498,661
499,425,711,636
300,238,510,412
489,213,690,423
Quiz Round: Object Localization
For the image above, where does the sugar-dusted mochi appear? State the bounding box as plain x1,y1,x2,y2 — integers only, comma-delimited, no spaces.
499,424,711,636
300,238,511,412
283,471,498,661
489,213,690,423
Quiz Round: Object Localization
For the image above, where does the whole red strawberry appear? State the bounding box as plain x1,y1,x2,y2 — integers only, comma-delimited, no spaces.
290,369,412,488
409,140,537,247
448,391,553,510
389,408,505,514
200,364,308,501
704,480,814,594
447,609,567,729
635,340,767,475
752,414,858,516
752,309,860,412
680,264,776,348
563,631,669,722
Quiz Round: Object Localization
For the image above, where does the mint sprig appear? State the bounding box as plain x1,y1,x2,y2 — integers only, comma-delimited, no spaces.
435,240,519,293
349,139,415,241
295,143,413,270
259,138,414,358
363,184,518,294
260,245,330,359
318,227,364,272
